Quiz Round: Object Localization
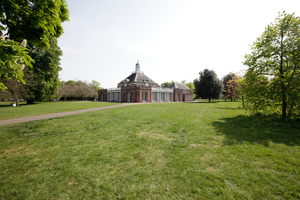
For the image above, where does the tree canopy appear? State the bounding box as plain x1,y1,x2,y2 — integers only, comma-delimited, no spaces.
243,11,300,118
194,69,223,102
29,37,62,101
89,80,102,96
0,0,69,48
0,0,69,102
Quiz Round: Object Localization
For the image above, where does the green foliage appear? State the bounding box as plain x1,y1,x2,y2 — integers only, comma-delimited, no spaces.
161,80,174,87
222,73,236,100
185,81,196,98
65,80,76,86
0,0,69,48
243,11,300,118
0,37,33,91
29,37,62,101
89,80,102,96
194,69,223,102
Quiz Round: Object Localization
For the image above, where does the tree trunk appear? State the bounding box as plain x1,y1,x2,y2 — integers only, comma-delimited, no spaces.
242,95,245,108
281,81,287,119
225,98,226,102
209,97,211,103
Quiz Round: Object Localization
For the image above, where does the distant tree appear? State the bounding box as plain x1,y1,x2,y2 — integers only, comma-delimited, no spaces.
243,11,300,118
59,84,73,101
161,81,174,87
222,73,236,101
66,80,76,86
75,81,94,100
194,69,223,102
224,76,239,101
185,81,195,98
89,80,102,96
59,80,94,101
236,70,247,107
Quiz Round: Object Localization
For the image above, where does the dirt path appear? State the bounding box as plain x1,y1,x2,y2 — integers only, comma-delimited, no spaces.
0,102,146,126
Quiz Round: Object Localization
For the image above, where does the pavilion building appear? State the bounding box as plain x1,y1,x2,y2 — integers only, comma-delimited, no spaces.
98,62,193,102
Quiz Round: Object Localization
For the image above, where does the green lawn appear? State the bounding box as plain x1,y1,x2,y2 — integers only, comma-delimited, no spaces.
0,102,299,199
0,101,120,120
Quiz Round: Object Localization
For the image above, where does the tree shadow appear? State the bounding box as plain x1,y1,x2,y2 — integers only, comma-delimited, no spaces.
214,107,241,110
184,101,218,104
212,115,300,147
0,103,33,107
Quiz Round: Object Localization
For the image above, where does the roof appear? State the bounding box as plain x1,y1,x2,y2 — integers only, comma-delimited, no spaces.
118,72,158,85
167,82,190,90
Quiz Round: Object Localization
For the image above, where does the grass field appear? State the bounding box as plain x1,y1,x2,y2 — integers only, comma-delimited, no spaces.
0,101,299,199
0,101,120,120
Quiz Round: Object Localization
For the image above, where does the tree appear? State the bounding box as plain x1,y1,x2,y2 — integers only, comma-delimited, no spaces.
224,76,239,101
161,81,174,87
59,80,95,101
236,70,247,108
222,73,236,101
243,11,300,119
0,32,33,91
0,0,69,48
185,81,196,98
89,80,102,96
1,0,69,102
29,37,62,101
1,67,35,106
194,69,223,102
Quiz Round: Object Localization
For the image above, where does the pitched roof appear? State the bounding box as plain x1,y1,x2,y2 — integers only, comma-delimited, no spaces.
118,72,158,85
167,82,190,90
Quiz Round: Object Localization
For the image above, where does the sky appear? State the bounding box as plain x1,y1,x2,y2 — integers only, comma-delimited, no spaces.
58,0,300,88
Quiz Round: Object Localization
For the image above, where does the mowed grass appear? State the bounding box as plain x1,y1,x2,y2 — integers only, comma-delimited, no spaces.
0,102,299,199
0,101,120,120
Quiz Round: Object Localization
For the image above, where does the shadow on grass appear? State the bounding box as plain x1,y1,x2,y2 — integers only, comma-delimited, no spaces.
0,103,36,107
214,107,241,110
184,101,218,104
212,115,300,147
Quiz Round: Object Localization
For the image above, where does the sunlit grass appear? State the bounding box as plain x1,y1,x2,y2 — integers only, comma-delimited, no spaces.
0,102,299,199
0,101,120,120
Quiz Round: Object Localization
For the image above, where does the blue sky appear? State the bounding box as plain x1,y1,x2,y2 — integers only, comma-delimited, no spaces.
58,0,300,88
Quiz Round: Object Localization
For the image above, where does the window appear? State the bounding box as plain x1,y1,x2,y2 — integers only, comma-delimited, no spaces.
142,93,147,102
152,92,157,101
161,93,165,101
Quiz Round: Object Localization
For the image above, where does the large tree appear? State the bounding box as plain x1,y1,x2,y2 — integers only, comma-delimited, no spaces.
0,0,69,48
1,0,69,102
29,37,62,101
243,11,300,119
194,69,223,102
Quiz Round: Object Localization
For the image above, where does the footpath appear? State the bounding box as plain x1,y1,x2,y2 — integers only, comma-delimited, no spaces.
0,103,143,126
